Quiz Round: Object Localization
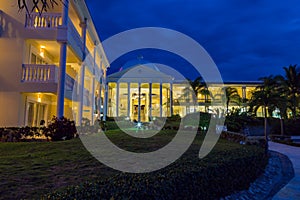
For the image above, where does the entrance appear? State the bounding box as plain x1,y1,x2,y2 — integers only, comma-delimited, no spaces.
131,91,148,122
26,101,47,127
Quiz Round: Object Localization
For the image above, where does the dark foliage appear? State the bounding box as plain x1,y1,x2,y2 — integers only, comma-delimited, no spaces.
0,126,44,142
43,116,77,141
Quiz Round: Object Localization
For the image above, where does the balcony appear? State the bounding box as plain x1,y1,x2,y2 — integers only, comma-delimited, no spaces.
25,13,62,29
67,18,84,60
21,64,58,83
25,13,84,60
21,64,78,99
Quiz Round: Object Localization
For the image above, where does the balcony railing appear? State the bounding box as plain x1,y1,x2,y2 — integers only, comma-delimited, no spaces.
25,12,62,29
21,64,58,83
67,18,84,59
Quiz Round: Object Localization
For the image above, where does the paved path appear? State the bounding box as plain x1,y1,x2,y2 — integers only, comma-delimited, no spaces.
269,141,300,200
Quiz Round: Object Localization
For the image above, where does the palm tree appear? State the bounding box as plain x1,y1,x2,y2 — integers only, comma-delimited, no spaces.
181,76,208,113
249,75,282,154
282,64,300,119
18,0,63,15
272,75,290,135
188,76,207,99
222,87,241,115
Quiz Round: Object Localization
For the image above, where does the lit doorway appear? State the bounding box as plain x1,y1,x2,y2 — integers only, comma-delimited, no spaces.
26,101,48,127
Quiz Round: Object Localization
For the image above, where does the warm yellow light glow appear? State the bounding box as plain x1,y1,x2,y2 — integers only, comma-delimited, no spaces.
40,46,45,58
37,93,42,103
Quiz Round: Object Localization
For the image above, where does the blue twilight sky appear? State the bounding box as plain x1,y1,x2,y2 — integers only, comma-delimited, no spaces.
85,0,300,81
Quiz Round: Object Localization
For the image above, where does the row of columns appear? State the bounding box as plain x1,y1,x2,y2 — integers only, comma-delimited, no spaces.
56,0,106,126
103,82,173,122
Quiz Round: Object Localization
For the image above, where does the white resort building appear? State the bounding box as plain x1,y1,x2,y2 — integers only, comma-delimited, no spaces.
0,0,108,127
105,59,261,122
0,1,262,127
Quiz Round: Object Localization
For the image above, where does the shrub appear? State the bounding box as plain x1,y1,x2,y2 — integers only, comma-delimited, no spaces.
44,142,267,200
43,116,77,141
167,114,181,122
268,118,300,136
182,112,211,130
0,127,43,142
220,131,246,143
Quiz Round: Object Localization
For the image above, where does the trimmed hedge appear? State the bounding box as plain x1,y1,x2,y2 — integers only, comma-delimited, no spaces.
272,139,300,147
45,140,267,199
0,116,77,142
0,126,44,142
220,131,246,143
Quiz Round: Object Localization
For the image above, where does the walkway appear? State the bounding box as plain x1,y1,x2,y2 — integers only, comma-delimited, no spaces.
269,141,300,200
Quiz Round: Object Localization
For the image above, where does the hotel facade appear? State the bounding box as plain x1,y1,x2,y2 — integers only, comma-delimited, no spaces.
0,0,108,127
106,60,261,122
0,1,262,127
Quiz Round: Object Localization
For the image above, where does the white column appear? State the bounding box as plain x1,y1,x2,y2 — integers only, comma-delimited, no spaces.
149,82,152,120
170,82,173,116
78,18,87,125
116,82,119,117
56,0,69,118
98,68,103,119
138,82,141,122
242,86,246,99
91,46,96,124
98,63,103,120
78,65,85,125
159,82,163,117
98,78,102,120
127,82,131,119
103,79,108,121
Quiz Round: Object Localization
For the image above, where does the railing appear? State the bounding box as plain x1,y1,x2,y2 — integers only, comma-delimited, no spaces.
25,12,62,29
21,64,58,83
67,18,83,58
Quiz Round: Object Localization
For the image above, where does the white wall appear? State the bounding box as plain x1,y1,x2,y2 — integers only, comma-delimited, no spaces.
0,92,23,127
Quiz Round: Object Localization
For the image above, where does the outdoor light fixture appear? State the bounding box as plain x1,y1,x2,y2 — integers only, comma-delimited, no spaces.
137,122,142,128
37,93,42,102
40,46,45,58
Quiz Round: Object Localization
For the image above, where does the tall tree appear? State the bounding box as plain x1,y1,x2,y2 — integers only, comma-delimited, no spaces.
181,76,208,113
188,76,207,99
282,64,300,119
249,75,282,154
222,87,241,115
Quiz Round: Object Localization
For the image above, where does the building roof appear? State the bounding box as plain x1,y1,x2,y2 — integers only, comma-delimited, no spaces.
107,59,174,82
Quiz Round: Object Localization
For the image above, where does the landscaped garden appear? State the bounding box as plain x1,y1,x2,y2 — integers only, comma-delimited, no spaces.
1,64,299,199
0,125,268,199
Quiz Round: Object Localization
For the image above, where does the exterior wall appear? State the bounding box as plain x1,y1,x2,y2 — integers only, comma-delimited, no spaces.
0,92,23,127
106,77,262,121
0,1,109,127
0,36,24,92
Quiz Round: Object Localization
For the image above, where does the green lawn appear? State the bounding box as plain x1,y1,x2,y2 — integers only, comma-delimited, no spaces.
0,130,266,199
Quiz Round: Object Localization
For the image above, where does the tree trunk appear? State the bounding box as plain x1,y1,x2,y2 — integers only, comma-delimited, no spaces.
226,100,229,115
264,106,268,155
293,94,297,119
280,117,284,136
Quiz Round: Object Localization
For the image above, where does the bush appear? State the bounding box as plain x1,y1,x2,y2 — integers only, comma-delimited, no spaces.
182,112,211,130
0,127,43,142
167,114,181,122
221,131,246,143
44,142,267,199
43,116,77,141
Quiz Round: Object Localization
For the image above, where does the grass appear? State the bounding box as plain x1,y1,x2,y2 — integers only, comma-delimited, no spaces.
0,139,118,199
0,130,266,199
